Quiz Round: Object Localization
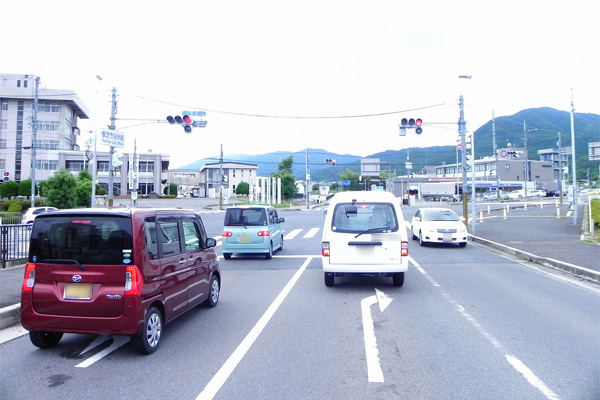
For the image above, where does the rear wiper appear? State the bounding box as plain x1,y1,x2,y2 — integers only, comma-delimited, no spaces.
43,259,85,270
355,227,390,238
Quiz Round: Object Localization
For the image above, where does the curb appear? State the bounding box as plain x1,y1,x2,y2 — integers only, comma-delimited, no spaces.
470,235,600,284
0,304,20,330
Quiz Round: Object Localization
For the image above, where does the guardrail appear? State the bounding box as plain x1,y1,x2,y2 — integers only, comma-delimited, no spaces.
1,224,31,269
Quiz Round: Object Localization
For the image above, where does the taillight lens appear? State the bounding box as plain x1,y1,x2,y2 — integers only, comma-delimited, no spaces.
22,262,36,292
322,242,330,257
401,241,409,257
257,231,270,237
223,231,232,237
124,265,142,296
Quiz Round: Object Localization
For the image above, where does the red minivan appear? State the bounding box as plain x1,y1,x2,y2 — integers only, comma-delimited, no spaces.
21,208,221,354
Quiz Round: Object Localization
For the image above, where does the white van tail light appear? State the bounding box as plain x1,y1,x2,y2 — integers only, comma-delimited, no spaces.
322,241,330,257
124,265,142,296
22,263,36,292
401,241,409,257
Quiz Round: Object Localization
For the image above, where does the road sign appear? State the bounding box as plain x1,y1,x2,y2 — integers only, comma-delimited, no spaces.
99,129,125,148
342,180,351,186
182,111,206,117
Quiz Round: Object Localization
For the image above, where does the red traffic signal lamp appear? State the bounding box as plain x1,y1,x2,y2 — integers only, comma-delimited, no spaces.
167,115,194,133
3,172,9,182
400,118,423,133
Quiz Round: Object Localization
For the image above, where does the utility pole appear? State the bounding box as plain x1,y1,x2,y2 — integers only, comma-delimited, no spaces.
107,87,118,207
30,76,40,208
219,144,224,210
522,121,538,197
570,89,577,225
492,111,500,199
459,95,468,228
558,131,563,205
305,148,310,209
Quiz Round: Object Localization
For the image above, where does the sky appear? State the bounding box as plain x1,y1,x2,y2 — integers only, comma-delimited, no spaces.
4,0,599,168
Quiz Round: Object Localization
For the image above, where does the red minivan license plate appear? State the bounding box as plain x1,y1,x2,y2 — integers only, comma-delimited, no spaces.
64,283,93,300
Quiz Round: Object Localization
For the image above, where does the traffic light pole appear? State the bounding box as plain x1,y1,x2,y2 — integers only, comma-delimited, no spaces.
107,87,117,207
459,96,468,228
31,76,40,208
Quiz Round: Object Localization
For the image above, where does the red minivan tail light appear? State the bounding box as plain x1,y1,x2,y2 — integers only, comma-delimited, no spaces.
22,262,36,292
257,231,270,237
401,241,409,257
322,241,330,257
124,265,142,296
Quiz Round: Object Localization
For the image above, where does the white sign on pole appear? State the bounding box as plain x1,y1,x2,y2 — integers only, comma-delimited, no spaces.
100,129,125,148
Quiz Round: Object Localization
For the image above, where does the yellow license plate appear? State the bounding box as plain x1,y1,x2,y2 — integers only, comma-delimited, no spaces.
238,234,252,243
64,283,93,300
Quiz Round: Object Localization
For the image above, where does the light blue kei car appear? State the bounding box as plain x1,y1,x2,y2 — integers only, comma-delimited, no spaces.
221,206,285,259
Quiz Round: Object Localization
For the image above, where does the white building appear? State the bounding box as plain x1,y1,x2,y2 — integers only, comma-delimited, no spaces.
1,74,89,182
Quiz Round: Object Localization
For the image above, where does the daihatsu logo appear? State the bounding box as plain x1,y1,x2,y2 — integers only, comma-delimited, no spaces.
72,275,82,283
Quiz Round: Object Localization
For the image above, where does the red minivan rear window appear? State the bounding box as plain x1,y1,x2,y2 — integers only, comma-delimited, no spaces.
29,216,134,265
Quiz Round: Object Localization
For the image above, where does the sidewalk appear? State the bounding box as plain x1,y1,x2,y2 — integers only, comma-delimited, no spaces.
2,200,598,329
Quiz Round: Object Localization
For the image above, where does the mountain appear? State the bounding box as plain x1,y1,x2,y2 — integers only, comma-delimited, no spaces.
181,108,599,182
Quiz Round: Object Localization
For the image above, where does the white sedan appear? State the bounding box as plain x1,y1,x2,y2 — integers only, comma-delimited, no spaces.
411,207,468,247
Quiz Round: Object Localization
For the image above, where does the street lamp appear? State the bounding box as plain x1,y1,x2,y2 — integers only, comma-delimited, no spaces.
458,74,472,230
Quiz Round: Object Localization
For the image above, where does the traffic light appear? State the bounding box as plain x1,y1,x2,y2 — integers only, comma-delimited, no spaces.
414,118,423,134
3,172,9,182
167,115,194,133
507,151,520,159
325,158,336,166
399,118,423,134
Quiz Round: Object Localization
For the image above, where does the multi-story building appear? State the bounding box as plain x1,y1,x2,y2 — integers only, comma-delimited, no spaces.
1,74,169,197
0,74,89,182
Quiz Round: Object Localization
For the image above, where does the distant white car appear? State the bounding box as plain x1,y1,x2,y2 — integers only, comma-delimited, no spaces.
506,190,526,199
411,207,468,247
528,190,546,198
22,207,58,224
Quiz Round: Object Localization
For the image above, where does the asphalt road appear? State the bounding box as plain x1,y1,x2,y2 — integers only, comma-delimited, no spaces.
1,207,598,400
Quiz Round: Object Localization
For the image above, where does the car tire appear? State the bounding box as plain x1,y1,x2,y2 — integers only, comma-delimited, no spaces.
223,253,232,260
132,306,162,354
265,242,273,259
458,242,467,247
392,272,405,287
324,272,335,287
29,331,63,348
203,275,220,308
419,232,427,247
411,227,417,240
278,235,284,251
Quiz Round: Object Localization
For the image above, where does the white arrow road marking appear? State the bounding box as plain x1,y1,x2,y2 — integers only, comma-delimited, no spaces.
75,335,130,368
362,288,393,383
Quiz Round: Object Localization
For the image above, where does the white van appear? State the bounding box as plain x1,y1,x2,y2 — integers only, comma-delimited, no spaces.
321,191,409,287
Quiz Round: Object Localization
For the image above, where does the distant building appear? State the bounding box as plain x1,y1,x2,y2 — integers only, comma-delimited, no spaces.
170,160,258,198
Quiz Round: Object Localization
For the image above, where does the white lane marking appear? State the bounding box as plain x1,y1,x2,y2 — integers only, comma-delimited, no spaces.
0,324,28,344
75,335,130,368
284,228,302,240
196,256,313,400
79,335,110,355
362,295,384,383
361,288,394,383
302,227,320,239
409,256,561,400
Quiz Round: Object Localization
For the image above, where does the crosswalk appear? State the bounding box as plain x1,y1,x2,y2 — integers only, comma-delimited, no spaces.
213,228,321,246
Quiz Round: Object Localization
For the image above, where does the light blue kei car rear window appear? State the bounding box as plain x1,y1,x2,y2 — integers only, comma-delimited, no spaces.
224,208,268,226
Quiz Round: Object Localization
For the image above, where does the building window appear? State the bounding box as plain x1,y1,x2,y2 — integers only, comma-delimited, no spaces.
38,103,61,113
0,139,6,149
0,119,6,130
66,161,84,171
1,100,7,111
0,159,5,169
35,160,58,171
17,80,21,87
39,121,60,132
97,161,110,172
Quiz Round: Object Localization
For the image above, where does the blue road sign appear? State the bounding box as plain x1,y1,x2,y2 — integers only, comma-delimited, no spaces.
342,180,351,186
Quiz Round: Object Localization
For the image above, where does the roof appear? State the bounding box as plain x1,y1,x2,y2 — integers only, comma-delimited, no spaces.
173,159,258,171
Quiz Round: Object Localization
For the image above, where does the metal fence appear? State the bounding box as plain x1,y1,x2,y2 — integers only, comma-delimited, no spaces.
1,224,31,269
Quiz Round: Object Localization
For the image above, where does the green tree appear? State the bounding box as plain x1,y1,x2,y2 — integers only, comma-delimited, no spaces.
163,183,177,196
44,169,77,209
278,156,294,174
338,169,360,191
236,181,249,195
0,181,18,199
18,178,33,198
272,156,297,199
74,179,93,207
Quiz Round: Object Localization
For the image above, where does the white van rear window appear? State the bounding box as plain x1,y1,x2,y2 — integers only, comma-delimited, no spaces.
331,202,398,233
